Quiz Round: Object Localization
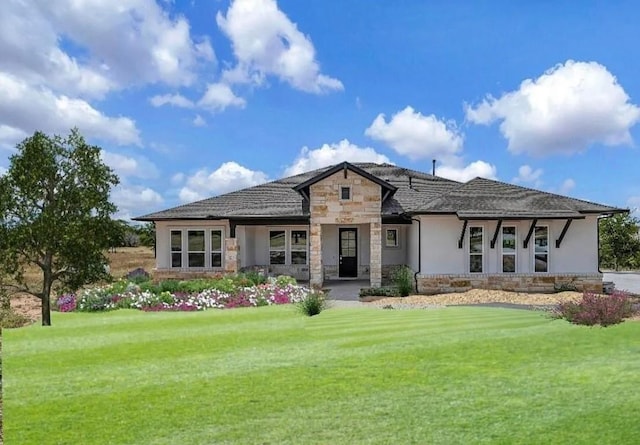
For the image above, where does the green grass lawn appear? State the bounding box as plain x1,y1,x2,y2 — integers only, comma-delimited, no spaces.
4,306,640,444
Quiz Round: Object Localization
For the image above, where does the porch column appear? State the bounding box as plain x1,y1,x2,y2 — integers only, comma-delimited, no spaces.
310,222,323,288
370,220,382,287
224,238,240,274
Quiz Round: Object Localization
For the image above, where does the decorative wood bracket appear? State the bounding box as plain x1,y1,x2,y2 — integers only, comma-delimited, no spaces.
523,218,538,249
458,220,468,249
555,219,573,248
490,219,503,249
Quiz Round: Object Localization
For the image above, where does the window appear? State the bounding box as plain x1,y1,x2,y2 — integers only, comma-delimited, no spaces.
211,230,223,267
340,186,351,200
469,226,483,273
269,230,286,265
502,226,516,273
171,230,182,268
290,230,308,264
385,228,398,247
188,230,205,267
534,226,549,272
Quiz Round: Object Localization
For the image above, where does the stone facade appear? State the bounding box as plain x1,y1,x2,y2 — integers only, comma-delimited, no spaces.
224,238,240,275
309,170,382,287
416,273,603,294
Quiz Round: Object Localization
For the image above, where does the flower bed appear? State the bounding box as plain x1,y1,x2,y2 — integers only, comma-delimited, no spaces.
55,274,310,313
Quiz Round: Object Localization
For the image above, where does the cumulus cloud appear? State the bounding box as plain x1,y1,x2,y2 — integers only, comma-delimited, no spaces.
284,139,392,176
150,93,194,108
0,73,141,146
435,160,498,183
627,196,640,216
512,165,543,187
111,184,164,220
198,83,246,111
465,60,640,156
100,151,160,180
0,166,6,176
558,178,576,195
365,106,464,162
179,161,269,202
0,0,214,97
192,114,207,127
216,0,343,94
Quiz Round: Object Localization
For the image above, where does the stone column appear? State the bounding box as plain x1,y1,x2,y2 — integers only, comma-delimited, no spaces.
369,219,382,287
224,238,240,274
309,222,323,288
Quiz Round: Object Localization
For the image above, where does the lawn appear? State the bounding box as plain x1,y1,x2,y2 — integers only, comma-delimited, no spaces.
4,306,640,444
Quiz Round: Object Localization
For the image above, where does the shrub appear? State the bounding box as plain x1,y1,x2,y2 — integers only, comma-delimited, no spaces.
392,265,413,297
0,308,32,328
297,291,327,316
552,291,635,327
77,287,118,312
242,270,268,286
125,268,151,283
359,287,399,298
275,275,297,287
56,294,77,312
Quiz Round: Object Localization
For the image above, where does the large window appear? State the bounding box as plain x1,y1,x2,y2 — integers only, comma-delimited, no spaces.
290,230,308,264
171,230,182,268
502,226,517,273
269,230,286,265
534,226,549,272
188,230,205,267
211,230,223,267
469,226,483,273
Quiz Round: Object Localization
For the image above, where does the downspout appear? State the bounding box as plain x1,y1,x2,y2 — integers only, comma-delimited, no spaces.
411,217,421,292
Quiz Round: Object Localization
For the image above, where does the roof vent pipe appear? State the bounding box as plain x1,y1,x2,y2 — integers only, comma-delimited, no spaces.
432,159,436,176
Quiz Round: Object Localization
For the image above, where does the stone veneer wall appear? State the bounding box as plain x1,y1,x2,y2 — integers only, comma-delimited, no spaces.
309,170,382,287
417,273,603,294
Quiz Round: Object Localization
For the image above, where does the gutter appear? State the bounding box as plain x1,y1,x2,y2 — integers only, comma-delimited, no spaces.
411,217,421,292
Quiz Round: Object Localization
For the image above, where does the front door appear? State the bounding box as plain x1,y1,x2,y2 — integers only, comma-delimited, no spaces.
339,228,358,278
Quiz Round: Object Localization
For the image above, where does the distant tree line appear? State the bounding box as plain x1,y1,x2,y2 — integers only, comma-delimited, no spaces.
599,213,640,271
108,220,155,251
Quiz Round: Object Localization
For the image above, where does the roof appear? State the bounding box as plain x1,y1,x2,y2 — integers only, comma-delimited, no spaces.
134,163,626,221
414,177,624,219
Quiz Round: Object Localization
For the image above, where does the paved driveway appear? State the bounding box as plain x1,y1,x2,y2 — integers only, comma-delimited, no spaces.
603,272,640,294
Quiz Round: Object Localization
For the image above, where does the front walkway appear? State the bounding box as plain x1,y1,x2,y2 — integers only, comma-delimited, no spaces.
322,280,369,301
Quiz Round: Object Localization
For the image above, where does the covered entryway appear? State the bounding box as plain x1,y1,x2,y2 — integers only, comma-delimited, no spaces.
339,228,358,277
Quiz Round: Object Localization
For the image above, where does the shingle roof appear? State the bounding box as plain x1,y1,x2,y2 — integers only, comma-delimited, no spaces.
133,164,625,221
414,177,623,218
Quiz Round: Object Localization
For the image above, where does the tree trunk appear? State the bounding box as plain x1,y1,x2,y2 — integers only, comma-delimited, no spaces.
41,254,53,326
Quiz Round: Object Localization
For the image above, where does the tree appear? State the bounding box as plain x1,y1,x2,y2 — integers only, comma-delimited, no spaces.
0,129,119,325
599,213,640,271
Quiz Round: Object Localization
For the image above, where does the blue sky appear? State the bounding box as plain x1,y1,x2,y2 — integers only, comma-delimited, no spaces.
1,0,639,220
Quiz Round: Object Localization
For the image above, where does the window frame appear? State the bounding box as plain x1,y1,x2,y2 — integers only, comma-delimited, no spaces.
501,226,517,273
385,228,399,248
170,230,182,268
269,230,287,265
534,225,549,273
268,228,309,266
187,230,206,268
290,230,308,265
469,226,484,273
340,186,351,201
210,229,224,268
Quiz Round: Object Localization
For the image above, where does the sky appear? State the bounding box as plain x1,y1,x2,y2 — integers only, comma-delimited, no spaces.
1,0,640,220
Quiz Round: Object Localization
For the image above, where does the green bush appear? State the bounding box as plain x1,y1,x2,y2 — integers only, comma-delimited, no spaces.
359,287,399,298
242,270,268,286
276,275,297,287
0,307,32,328
297,292,327,316
392,265,413,297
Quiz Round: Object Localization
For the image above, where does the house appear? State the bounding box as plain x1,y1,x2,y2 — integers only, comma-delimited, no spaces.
134,162,626,293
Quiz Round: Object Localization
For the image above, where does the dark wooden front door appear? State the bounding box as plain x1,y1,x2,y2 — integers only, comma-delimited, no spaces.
339,228,358,278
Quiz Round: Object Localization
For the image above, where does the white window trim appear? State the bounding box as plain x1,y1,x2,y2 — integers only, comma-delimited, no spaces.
210,229,224,268
385,228,399,248
170,230,182,268
269,228,309,266
169,227,225,269
290,229,309,265
187,230,206,268
469,226,484,273
533,225,550,273
501,226,517,273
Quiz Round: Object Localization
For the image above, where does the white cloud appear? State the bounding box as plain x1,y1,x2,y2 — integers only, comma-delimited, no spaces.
0,73,141,146
179,162,269,202
198,83,246,111
365,106,464,162
0,125,28,151
558,178,576,195
284,139,392,176
435,160,497,182
150,93,194,108
0,166,6,176
466,60,640,156
100,151,159,180
512,165,543,186
171,172,185,185
216,0,343,94
192,114,207,127
627,196,640,216
111,184,164,220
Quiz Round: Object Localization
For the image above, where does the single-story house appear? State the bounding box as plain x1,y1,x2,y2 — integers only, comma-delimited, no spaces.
134,162,626,293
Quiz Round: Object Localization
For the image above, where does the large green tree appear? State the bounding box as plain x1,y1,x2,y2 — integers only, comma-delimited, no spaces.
0,129,119,325
599,213,640,271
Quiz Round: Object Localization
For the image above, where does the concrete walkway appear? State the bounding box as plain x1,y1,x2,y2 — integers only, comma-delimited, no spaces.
603,272,640,294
